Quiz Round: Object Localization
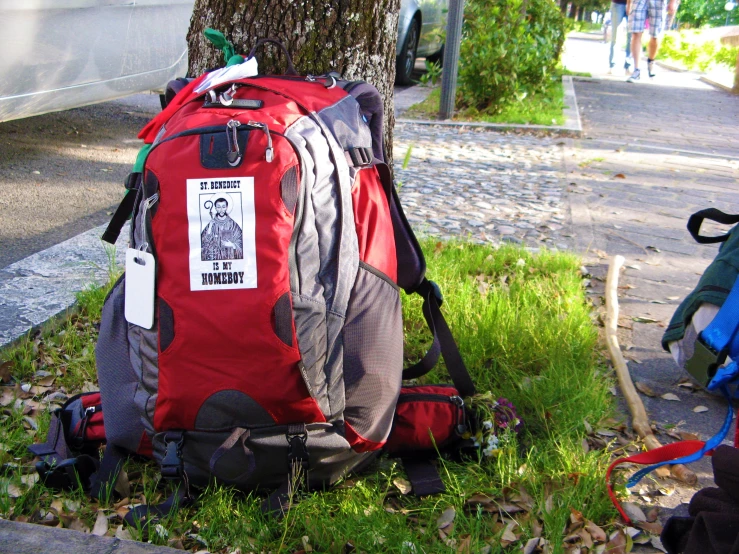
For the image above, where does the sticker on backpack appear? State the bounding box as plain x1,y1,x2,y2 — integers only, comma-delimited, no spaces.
186,177,257,291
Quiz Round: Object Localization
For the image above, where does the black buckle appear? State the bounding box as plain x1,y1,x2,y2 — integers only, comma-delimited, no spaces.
348,147,372,167
286,430,309,472
416,279,443,307
686,335,726,387
124,172,141,191
36,458,77,490
161,432,185,480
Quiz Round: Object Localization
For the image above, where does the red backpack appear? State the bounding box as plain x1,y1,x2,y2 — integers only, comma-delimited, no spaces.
30,38,477,524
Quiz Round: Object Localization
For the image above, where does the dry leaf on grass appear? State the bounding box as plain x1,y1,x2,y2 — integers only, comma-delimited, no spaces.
68,517,90,533
437,507,456,530
606,529,629,554
92,510,109,536
661,393,680,401
585,520,607,543
694,406,709,413
500,522,519,545
393,478,412,495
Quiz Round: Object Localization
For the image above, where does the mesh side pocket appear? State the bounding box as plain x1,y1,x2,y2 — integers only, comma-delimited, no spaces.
342,263,403,451
95,276,149,453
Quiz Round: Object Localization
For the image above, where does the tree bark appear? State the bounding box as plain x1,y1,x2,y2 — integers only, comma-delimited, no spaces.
187,0,400,167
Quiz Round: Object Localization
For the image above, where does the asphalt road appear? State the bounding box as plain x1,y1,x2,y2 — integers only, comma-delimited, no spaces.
0,94,162,267
0,61,432,269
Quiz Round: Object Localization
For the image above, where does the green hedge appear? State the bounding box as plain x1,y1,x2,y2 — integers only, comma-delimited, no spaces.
458,0,566,114
661,30,739,72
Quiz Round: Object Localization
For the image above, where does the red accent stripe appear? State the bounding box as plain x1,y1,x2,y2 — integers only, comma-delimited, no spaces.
344,421,385,453
606,440,706,523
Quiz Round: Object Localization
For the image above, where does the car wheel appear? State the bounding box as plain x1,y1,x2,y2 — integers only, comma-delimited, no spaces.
395,18,420,86
426,44,444,67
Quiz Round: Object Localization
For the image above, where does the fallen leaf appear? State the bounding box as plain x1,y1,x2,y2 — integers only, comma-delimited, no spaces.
635,382,656,397
626,264,641,270
0,362,12,384
50,499,64,514
0,388,15,407
651,536,668,552
577,528,595,549
633,316,658,323
646,246,661,253
585,520,607,543
679,432,700,441
523,538,542,554
437,507,456,530
6,482,23,498
115,525,133,540
606,530,628,554
614,173,626,179
694,406,709,413
544,495,554,513
20,473,38,489
646,507,660,523
92,510,109,536
661,393,680,401
667,296,680,301
68,517,90,533
64,499,81,514
456,535,472,553
500,521,518,544
636,521,664,535
393,478,412,495
622,502,647,523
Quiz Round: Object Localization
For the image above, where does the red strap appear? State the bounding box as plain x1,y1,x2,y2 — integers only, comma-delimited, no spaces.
606,440,706,524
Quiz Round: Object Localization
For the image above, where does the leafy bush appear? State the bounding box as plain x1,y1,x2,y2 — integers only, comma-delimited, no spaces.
457,0,566,113
660,30,738,72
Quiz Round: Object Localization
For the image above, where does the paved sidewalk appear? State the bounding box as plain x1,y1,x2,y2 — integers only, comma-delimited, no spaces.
564,38,739,514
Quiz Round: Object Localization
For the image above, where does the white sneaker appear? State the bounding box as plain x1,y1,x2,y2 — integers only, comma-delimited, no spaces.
626,69,641,83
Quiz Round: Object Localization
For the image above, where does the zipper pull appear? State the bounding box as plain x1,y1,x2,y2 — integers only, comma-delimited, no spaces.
248,121,273,163
138,192,160,253
450,396,467,435
226,119,242,166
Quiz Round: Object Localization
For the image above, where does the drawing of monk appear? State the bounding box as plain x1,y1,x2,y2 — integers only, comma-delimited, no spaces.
201,197,244,261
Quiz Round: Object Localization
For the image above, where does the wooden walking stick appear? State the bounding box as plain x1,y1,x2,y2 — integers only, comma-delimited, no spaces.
605,255,697,485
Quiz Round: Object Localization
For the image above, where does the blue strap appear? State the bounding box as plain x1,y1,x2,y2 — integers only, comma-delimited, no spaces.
627,385,734,488
701,275,739,357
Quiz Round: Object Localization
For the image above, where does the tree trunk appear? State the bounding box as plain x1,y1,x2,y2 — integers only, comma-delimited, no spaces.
187,0,400,167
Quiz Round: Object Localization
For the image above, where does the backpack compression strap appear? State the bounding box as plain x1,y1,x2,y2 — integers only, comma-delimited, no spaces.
402,278,477,398
687,208,739,244
28,409,99,491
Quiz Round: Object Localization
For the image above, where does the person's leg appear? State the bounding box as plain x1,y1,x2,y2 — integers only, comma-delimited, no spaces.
614,3,632,71
627,0,647,75
609,2,618,68
631,32,642,70
646,0,666,77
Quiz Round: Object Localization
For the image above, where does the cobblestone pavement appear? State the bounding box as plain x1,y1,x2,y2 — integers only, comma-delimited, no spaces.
393,124,571,250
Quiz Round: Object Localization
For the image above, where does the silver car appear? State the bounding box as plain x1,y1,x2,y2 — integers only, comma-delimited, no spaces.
0,0,194,123
396,0,448,85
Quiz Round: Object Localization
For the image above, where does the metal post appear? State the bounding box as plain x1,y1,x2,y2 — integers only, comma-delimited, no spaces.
439,0,465,120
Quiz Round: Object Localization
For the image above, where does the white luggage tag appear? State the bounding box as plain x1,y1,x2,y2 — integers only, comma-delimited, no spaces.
125,248,156,329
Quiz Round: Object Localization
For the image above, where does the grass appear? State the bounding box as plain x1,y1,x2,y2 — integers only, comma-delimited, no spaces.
0,240,622,552
404,82,566,126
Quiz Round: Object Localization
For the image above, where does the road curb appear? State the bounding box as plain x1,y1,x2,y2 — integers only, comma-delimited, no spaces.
0,518,180,554
396,76,583,136
0,223,128,349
